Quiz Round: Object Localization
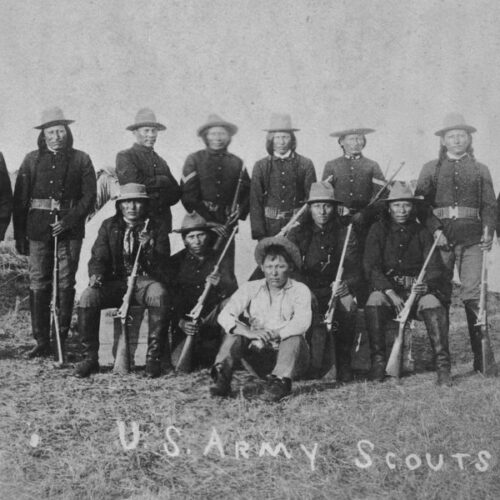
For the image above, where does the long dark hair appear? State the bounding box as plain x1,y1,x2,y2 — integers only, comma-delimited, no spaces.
37,124,74,152
266,131,297,155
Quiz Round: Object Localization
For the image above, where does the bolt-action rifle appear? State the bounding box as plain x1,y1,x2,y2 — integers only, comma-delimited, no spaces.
51,212,65,367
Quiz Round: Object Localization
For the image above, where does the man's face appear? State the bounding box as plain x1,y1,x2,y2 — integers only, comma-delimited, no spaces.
389,201,413,225
272,132,293,155
184,230,210,256
206,126,230,150
261,254,291,290
310,202,335,227
134,127,158,148
441,129,471,156
119,199,146,223
44,125,68,151
340,134,365,154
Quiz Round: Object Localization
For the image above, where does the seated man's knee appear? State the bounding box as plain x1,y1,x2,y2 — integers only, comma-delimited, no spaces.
366,291,390,307
79,287,102,308
338,294,356,313
144,282,168,307
418,293,442,310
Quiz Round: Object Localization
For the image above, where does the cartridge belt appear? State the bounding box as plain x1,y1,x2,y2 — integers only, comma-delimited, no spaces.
30,198,75,211
433,206,479,220
338,206,359,216
264,207,298,220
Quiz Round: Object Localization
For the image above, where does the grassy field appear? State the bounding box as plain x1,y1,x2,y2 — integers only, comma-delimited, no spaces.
1,240,500,500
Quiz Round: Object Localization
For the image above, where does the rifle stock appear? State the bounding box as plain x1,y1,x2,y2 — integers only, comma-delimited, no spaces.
113,219,150,374
51,214,64,366
385,231,441,378
175,226,238,372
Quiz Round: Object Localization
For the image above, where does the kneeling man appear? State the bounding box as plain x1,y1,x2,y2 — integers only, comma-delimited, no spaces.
211,236,311,402
74,183,170,379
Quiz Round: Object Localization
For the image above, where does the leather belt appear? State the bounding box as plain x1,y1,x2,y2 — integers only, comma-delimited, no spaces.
433,206,479,220
338,206,358,216
391,275,416,289
264,207,298,220
30,198,74,211
202,200,230,215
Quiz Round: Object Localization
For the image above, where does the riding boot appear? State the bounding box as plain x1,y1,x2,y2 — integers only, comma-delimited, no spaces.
27,289,52,358
145,306,168,378
365,305,390,382
421,307,451,386
335,309,356,382
57,288,75,355
464,300,483,373
73,307,101,378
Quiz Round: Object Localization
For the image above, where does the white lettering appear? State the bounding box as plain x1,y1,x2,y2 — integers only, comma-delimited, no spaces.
300,443,318,472
203,428,225,457
451,453,470,470
163,426,181,457
405,453,422,471
385,452,396,470
425,453,444,471
235,441,250,459
117,421,140,450
258,442,292,459
354,440,374,469
475,450,491,472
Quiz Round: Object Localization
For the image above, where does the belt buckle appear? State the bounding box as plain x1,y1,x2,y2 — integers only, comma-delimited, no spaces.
51,199,61,211
449,206,458,219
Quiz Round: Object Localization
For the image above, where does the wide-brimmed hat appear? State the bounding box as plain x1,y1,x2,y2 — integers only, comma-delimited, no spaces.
173,212,215,235
255,236,302,270
263,113,300,132
306,181,342,204
434,113,476,136
329,127,375,138
34,107,74,130
197,114,238,137
385,181,424,203
126,108,166,131
116,183,150,202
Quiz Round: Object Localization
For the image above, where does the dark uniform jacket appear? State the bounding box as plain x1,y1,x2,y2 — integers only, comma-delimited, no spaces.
415,155,497,246
288,216,360,310
250,153,316,240
181,148,250,224
88,212,170,283
0,153,12,241
116,143,181,232
322,155,385,211
364,218,447,301
13,147,96,242
166,247,238,316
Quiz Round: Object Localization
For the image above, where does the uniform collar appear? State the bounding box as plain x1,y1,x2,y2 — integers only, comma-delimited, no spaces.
344,152,363,160
133,142,155,153
312,219,338,234
273,150,293,160
446,152,469,162
389,219,419,233
207,147,228,156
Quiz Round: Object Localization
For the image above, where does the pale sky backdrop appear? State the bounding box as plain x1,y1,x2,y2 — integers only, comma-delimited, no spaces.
2,0,500,187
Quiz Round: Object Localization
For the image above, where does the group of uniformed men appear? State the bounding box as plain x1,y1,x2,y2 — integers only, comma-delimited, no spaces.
1,106,497,402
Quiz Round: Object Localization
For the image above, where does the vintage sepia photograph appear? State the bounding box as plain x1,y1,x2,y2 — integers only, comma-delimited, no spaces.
1,0,500,498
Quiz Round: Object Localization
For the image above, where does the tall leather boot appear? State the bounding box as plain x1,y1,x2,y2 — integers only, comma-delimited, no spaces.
73,307,101,378
335,309,356,383
145,307,169,378
421,307,452,386
464,300,483,373
365,305,390,382
57,288,75,356
27,289,52,358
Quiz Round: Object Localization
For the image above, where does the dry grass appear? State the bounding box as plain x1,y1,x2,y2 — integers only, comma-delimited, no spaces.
1,243,500,500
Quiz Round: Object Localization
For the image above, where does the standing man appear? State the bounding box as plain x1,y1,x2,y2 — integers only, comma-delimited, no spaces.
250,113,316,241
13,107,96,358
364,182,451,385
167,212,238,372
0,152,12,241
74,183,170,378
415,113,497,374
211,236,311,402
116,108,180,254
288,182,360,382
322,127,385,305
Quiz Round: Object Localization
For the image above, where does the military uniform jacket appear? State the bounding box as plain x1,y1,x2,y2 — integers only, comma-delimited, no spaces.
0,153,12,241
88,213,169,283
415,155,496,246
166,247,238,316
322,156,385,210
116,143,181,232
288,217,360,307
250,153,316,240
181,148,250,224
13,148,96,242
364,218,446,299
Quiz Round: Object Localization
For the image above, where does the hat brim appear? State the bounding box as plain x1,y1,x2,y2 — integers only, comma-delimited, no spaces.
306,197,342,204
263,128,300,132
385,196,424,203
173,224,216,234
197,122,238,137
116,194,150,203
254,236,302,270
127,122,166,131
434,125,476,136
330,128,375,138
34,119,74,130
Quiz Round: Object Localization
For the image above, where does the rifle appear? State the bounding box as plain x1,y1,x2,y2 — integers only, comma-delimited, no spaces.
368,161,406,206
475,226,498,376
175,225,238,372
113,219,150,374
213,165,246,252
51,212,65,367
324,223,353,332
385,230,441,378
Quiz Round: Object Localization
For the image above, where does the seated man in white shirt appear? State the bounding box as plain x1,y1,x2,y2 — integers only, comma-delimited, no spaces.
211,236,312,402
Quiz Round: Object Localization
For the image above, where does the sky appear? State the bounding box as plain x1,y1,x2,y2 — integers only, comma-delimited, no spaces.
2,0,500,187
